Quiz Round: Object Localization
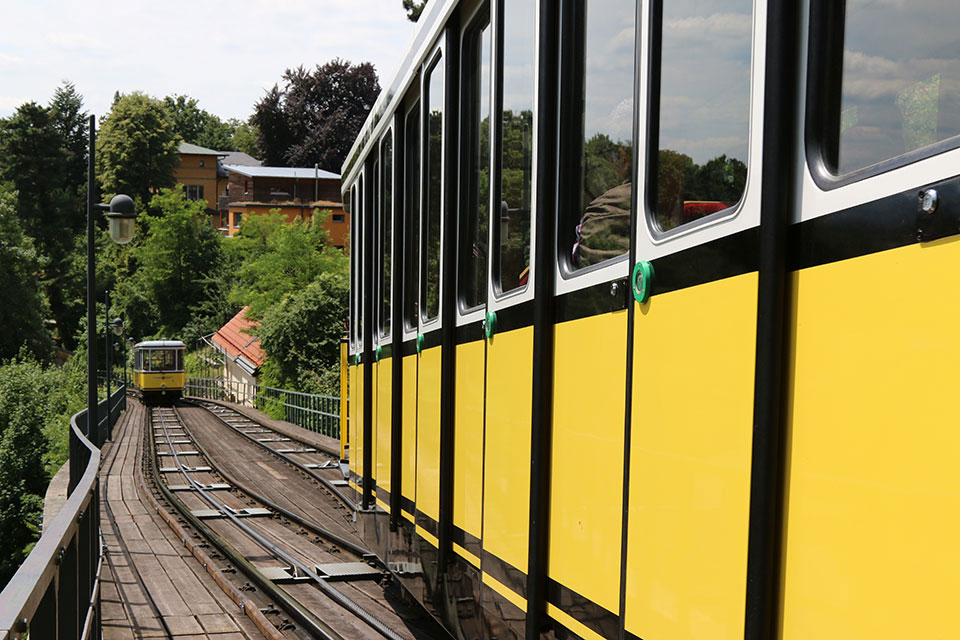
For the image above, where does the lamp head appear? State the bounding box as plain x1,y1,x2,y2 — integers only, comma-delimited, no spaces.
106,194,137,245
110,317,124,336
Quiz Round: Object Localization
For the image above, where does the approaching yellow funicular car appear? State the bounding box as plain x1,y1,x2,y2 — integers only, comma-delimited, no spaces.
132,340,186,405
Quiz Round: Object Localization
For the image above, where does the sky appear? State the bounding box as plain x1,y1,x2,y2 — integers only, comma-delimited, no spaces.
0,0,418,122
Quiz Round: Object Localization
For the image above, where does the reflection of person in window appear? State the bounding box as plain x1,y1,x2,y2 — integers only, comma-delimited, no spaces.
572,182,631,269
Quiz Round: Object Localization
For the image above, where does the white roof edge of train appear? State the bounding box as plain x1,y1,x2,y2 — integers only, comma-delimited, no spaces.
133,340,186,349
340,0,455,184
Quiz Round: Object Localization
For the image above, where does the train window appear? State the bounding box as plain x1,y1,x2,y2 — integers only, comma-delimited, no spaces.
350,184,358,347
460,9,491,311
560,0,635,273
373,158,381,332
495,0,536,295
423,56,444,322
822,1,960,175
650,0,751,233
404,100,421,332
380,132,394,338
358,173,364,343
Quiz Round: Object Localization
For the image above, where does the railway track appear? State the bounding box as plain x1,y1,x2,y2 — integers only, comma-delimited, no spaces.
140,400,443,640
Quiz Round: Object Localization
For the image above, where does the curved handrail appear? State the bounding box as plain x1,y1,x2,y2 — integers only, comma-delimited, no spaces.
0,385,124,640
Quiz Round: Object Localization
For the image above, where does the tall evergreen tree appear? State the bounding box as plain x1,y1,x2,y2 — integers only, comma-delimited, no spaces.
49,82,89,211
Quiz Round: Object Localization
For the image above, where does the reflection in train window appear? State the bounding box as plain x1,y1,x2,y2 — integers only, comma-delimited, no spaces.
350,184,357,347
424,57,443,322
380,132,393,337
561,0,635,272
495,0,535,295
404,101,421,332
461,11,491,311
373,158,380,331
831,1,960,175
358,174,364,342
652,0,751,233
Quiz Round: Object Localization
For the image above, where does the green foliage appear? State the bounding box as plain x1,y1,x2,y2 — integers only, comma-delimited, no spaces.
0,350,85,587
228,210,348,319
164,94,234,151
252,60,380,169
123,188,230,340
257,272,348,393
96,92,180,205
0,186,53,361
0,101,74,261
656,150,747,230
228,119,260,157
49,82,89,204
403,0,428,21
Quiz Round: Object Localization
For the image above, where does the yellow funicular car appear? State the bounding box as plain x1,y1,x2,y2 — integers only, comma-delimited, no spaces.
132,340,186,405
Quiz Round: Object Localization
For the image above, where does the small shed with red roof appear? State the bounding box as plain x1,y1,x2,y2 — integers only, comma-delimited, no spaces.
210,307,266,394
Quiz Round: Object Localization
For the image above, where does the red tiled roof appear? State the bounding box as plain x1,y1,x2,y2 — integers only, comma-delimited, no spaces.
211,307,266,368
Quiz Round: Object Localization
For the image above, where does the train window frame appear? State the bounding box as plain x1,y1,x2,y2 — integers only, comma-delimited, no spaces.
486,0,539,311
373,156,381,339
457,0,492,319
420,44,446,330
805,0,960,190
554,0,638,294
349,182,359,353
402,96,422,338
641,0,754,242
378,127,395,341
357,170,365,352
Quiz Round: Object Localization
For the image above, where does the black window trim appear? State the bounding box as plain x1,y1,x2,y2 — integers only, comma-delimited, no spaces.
379,127,395,341
642,0,752,241
421,44,446,330
402,97,422,337
804,0,960,191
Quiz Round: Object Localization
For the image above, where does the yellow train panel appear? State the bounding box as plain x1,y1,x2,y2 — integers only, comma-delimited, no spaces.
402,354,418,505
134,371,185,392
781,239,960,639
454,340,485,545
549,310,627,616
625,272,758,640
483,326,533,588
371,360,378,482
354,363,364,482
377,356,392,504
416,346,442,527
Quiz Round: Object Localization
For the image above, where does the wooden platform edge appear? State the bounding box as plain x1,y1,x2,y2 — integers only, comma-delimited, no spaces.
135,412,286,640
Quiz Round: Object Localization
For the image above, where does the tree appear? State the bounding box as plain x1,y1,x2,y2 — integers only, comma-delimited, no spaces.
164,94,233,151
257,272,348,393
49,82,89,206
228,119,260,157
0,355,53,585
0,102,73,258
0,186,53,361
251,60,380,170
122,188,228,339
96,92,179,205
403,0,428,21
228,210,348,319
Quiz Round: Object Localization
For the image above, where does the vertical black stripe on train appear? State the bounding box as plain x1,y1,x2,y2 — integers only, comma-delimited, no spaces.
617,0,652,635
743,0,801,639
362,157,375,511
438,17,461,581
391,109,406,532
525,0,559,638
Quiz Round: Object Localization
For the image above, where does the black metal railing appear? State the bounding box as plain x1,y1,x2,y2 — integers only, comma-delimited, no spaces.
185,377,341,438
0,385,125,640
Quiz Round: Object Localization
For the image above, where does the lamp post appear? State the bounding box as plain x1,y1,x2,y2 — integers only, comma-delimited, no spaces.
107,316,124,440
87,114,137,447
126,336,135,389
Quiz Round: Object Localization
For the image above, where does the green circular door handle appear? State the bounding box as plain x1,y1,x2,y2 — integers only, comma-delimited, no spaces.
416,333,424,354
632,260,655,304
484,310,498,339
376,345,382,361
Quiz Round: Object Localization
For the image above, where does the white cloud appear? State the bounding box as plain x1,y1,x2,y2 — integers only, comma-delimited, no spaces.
0,53,25,65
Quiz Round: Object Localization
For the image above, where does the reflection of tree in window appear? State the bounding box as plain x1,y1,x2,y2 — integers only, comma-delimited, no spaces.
462,18,491,310
653,0,751,232
835,2,960,174
424,61,443,320
404,102,420,330
499,109,532,290
380,133,393,336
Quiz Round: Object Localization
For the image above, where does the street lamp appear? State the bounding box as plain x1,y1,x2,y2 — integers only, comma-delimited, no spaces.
87,114,137,447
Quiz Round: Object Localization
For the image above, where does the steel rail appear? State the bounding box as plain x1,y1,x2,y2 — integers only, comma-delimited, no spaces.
187,400,357,512
175,404,370,558
162,406,405,640
149,406,346,640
